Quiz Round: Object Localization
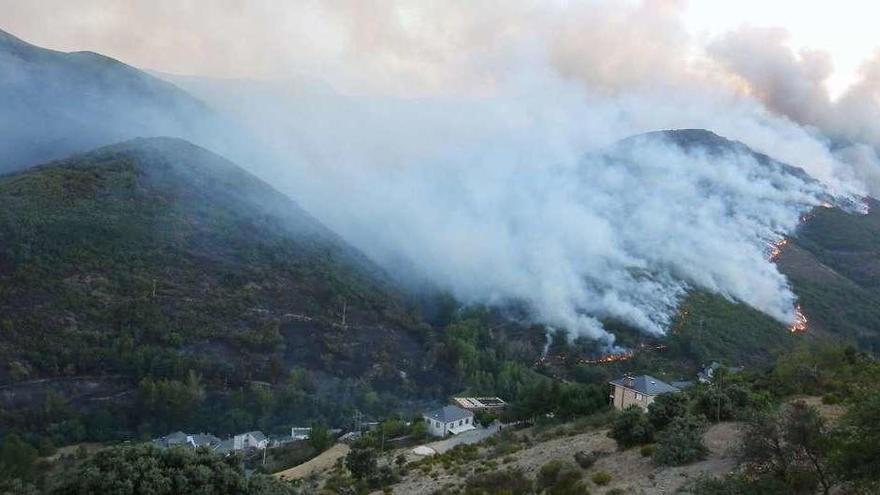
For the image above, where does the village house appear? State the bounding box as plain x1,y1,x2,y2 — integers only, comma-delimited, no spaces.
233,430,268,451
152,431,221,451
609,374,680,410
698,362,744,383
290,427,312,441
423,405,476,438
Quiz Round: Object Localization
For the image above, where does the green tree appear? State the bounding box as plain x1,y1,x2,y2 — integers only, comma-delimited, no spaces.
653,415,707,466
740,402,835,495
832,392,880,491
52,444,293,494
308,423,332,452
647,392,690,430
608,406,654,449
0,434,38,481
345,446,378,480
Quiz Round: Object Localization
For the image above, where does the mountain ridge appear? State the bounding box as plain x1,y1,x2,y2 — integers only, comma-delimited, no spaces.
0,27,216,172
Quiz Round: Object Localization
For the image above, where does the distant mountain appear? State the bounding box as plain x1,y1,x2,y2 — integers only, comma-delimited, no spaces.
0,138,435,435
0,28,216,171
648,130,880,351
604,129,880,368
613,128,818,183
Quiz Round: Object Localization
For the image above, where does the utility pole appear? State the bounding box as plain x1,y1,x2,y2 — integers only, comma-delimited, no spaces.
342,299,347,327
353,409,362,433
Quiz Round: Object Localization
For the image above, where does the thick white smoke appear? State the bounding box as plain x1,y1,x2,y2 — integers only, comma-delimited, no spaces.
5,0,878,342
175,66,856,343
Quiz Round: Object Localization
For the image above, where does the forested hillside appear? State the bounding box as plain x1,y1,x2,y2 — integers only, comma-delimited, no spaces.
0,138,437,442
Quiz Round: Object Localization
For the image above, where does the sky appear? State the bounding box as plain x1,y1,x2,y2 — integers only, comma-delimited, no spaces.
1,0,877,97
681,0,880,97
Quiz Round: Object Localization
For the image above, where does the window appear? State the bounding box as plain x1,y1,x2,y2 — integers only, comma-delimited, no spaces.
459,420,463,426
634,393,641,400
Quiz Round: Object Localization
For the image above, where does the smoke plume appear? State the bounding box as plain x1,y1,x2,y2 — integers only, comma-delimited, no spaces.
3,0,880,342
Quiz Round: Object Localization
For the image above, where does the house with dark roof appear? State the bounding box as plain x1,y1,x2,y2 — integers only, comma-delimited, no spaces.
151,431,221,450
423,405,475,438
609,374,681,410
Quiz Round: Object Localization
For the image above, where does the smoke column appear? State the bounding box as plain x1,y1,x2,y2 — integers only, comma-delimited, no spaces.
3,0,879,342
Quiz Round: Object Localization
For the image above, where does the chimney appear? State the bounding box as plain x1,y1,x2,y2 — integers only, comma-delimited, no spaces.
623,374,634,388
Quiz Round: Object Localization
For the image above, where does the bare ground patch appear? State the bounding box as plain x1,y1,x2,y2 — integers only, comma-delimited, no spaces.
391,422,742,495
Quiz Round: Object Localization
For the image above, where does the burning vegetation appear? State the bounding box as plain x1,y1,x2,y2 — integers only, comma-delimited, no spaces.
768,238,788,262
790,305,808,333
534,342,666,367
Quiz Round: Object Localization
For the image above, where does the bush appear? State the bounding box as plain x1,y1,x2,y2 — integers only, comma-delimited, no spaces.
640,444,655,457
463,468,533,495
573,450,603,469
653,415,707,466
591,471,612,486
608,406,654,448
537,460,589,494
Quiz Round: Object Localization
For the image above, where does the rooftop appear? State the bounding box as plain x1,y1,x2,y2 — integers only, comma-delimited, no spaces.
242,431,267,442
609,375,680,396
424,405,473,423
453,397,507,409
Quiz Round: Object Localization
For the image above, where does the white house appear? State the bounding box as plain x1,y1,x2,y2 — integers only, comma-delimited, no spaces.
423,405,475,438
291,427,311,441
233,430,268,450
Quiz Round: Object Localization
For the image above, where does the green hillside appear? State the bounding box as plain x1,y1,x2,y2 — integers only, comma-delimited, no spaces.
782,199,880,351
0,138,436,441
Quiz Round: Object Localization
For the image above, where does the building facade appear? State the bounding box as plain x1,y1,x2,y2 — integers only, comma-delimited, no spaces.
423,405,475,438
609,375,680,410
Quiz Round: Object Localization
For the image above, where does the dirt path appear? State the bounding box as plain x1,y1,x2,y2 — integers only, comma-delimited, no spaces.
405,423,501,462
274,443,350,481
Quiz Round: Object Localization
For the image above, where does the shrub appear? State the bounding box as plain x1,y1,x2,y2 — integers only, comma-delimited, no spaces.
537,460,589,494
653,415,707,466
345,446,378,480
640,444,655,457
608,406,654,448
591,471,612,486
573,450,603,469
647,392,690,430
463,468,533,495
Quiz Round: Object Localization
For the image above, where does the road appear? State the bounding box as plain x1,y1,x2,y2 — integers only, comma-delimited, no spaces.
417,422,501,455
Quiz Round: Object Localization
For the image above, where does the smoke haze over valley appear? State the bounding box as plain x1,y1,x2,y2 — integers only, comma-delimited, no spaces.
2,1,880,344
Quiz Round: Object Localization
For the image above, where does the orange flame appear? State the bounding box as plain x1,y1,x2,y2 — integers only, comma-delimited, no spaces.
790,305,808,333
583,350,635,364
769,238,788,262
